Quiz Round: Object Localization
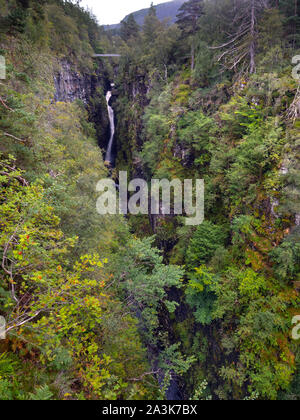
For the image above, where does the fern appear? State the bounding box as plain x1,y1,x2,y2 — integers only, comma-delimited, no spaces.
29,385,53,400
0,352,17,377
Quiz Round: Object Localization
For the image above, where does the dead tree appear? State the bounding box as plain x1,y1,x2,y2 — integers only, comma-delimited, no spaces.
211,0,270,74
287,83,300,121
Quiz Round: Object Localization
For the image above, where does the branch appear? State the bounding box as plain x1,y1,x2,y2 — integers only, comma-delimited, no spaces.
5,311,43,333
2,226,21,303
0,171,29,186
0,96,14,112
209,28,249,50
128,370,160,382
1,131,26,143
0,162,29,186
286,84,300,121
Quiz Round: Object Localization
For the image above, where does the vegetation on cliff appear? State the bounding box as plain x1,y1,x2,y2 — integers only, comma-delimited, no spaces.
114,0,300,400
0,0,300,400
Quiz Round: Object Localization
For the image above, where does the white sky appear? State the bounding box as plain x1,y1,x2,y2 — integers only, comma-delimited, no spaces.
80,0,163,25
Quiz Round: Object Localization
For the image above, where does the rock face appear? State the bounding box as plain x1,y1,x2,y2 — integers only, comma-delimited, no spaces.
53,59,111,151
271,160,300,226
54,60,93,104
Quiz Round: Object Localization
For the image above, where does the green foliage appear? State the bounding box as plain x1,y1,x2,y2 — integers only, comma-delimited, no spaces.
116,236,183,342
211,266,299,399
270,228,300,281
176,0,204,36
159,343,196,391
186,221,227,268
120,14,139,41
0,154,156,400
278,0,300,48
29,386,53,401
114,0,300,398
185,265,217,325
177,110,216,168
2,0,300,402
0,14,162,398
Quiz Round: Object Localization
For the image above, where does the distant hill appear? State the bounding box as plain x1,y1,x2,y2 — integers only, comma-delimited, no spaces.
105,0,186,31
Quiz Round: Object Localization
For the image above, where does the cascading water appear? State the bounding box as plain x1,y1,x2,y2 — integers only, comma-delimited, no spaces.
105,85,115,164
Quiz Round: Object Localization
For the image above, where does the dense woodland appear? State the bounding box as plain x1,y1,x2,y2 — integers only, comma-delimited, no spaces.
0,0,300,400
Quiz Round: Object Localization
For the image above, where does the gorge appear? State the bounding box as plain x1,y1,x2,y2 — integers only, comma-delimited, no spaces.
0,0,299,402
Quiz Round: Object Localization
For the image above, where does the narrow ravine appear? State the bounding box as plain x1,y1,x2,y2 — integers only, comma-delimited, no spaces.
103,84,184,400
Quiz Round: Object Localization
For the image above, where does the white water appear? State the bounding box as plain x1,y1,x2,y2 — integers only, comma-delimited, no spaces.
105,87,115,163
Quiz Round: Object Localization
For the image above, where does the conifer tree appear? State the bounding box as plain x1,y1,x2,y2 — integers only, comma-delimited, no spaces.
120,13,139,41
149,2,157,17
143,3,161,44
176,0,204,70
277,0,300,48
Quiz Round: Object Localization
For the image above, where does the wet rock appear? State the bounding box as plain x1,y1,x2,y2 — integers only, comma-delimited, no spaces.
54,60,92,104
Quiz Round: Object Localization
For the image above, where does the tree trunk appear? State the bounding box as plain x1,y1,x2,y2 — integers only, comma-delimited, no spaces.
293,0,298,49
191,40,195,71
250,0,256,74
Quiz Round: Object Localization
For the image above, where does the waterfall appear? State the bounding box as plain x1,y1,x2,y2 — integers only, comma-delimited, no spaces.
105,86,115,164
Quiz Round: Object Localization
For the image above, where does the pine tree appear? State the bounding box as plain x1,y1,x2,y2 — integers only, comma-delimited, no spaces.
176,0,204,70
120,13,139,41
143,4,161,45
148,2,157,17
277,0,300,48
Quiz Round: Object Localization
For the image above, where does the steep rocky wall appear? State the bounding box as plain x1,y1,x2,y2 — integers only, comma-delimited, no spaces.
53,59,111,151
54,60,101,104
54,60,93,104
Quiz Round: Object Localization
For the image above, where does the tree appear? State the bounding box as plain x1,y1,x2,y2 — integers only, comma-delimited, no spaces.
120,14,139,41
116,236,184,341
149,2,157,17
176,0,204,70
212,0,270,74
143,3,161,44
177,111,217,168
0,0,29,34
277,0,300,48
151,23,180,81
0,156,156,400
186,221,227,268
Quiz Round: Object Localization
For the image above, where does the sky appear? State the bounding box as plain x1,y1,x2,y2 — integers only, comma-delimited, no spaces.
80,0,163,25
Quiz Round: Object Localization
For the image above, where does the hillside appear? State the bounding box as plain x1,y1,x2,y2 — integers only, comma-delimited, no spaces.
105,0,186,30
0,0,300,403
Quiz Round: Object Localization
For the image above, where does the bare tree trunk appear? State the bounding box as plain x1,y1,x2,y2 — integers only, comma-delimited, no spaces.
250,0,256,73
211,0,268,74
293,0,298,49
164,64,168,82
191,40,195,71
